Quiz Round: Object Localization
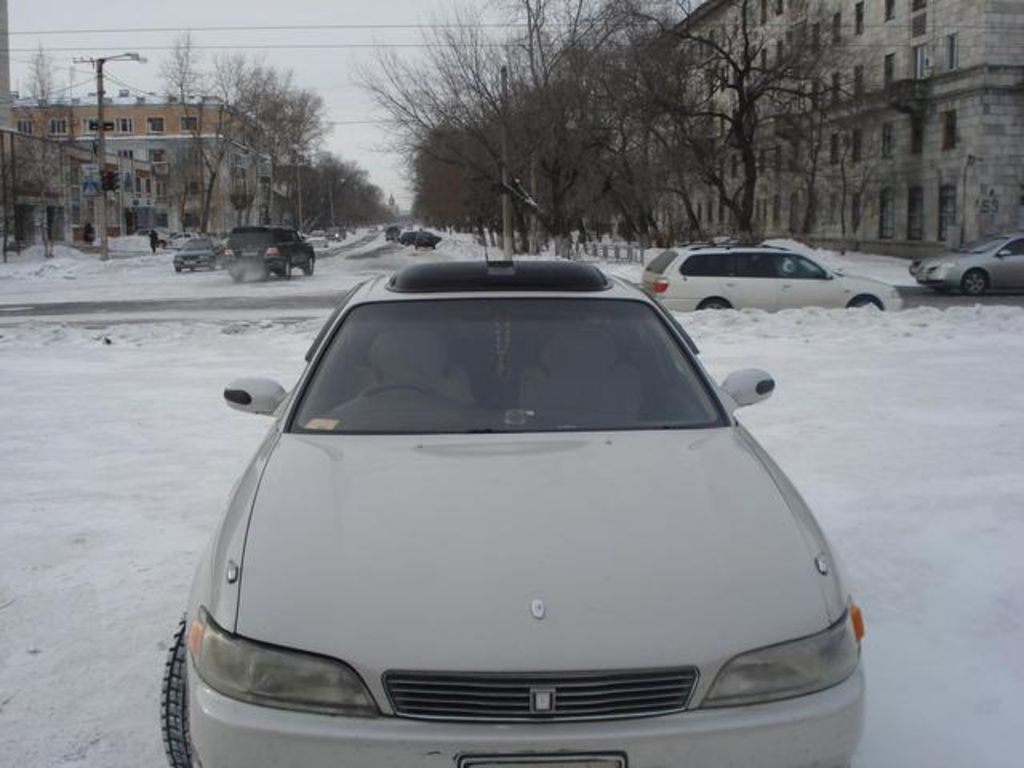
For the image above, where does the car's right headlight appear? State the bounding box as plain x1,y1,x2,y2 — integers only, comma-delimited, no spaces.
702,609,862,708
187,607,379,717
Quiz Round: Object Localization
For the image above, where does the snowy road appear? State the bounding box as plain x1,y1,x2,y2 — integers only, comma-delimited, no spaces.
1,235,1022,766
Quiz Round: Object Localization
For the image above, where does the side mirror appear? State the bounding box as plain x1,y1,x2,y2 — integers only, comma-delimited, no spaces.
996,249,1010,258
224,377,287,416
722,368,775,409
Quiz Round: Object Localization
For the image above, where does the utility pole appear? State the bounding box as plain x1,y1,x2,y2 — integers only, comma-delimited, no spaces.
95,57,108,259
500,65,513,261
74,52,145,260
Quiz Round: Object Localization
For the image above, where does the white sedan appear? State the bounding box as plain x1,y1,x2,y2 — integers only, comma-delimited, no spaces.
161,260,864,768
643,244,902,311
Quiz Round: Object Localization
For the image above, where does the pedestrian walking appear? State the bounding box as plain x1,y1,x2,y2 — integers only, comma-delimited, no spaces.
149,229,159,254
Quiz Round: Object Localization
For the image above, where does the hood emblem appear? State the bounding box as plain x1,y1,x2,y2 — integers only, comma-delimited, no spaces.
530,599,546,620
814,555,830,575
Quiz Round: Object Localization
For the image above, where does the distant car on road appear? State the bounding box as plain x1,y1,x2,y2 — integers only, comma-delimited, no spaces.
223,226,315,282
385,225,402,242
166,232,199,251
173,237,223,273
398,229,442,249
642,244,901,311
909,233,1024,295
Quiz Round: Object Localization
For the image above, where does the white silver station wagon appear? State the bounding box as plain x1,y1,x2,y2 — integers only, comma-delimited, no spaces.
161,260,865,768
643,244,901,312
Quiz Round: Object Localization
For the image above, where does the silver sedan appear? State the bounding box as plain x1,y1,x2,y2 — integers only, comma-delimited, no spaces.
910,233,1024,295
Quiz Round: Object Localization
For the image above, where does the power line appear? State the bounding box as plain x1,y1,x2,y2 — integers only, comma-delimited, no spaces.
8,23,525,36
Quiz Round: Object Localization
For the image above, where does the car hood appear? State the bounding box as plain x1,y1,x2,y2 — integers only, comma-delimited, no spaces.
236,430,839,677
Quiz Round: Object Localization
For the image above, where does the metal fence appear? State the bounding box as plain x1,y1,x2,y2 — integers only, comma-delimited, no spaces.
558,239,649,265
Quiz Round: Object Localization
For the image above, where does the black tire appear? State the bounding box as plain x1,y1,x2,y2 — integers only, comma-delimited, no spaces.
961,269,989,296
174,267,182,273
302,256,315,276
161,616,194,768
847,294,884,309
697,297,732,310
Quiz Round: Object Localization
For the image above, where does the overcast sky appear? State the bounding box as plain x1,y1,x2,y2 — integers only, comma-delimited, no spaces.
7,0,505,210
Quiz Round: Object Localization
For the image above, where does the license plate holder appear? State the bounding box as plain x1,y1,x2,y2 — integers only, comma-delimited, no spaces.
458,754,626,768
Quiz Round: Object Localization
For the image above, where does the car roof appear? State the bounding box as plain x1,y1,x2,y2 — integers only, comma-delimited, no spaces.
387,259,610,294
351,260,645,303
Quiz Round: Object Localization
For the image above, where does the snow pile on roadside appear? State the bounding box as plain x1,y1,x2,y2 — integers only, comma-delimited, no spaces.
108,235,154,254
1,305,1022,767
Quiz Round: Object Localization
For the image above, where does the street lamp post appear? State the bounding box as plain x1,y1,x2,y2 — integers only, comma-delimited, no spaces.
73,52,145,260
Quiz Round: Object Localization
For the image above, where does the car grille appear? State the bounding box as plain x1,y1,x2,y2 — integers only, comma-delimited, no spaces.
384,667,699,722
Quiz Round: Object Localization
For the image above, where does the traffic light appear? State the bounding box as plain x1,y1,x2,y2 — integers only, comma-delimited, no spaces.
100,169,121,192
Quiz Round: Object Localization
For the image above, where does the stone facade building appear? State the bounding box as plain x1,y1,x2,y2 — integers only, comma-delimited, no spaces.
11,92,272,238
677,0,1024,256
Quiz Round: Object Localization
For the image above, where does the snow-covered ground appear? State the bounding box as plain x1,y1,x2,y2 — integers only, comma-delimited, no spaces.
1,301,1022,766
1,233,1016,765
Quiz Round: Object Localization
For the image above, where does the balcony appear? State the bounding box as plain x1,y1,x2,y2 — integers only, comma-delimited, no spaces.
885,79,929,115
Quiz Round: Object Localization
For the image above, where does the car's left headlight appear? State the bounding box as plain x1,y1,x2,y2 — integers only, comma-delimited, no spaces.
702,609,862,708
187,607,379,717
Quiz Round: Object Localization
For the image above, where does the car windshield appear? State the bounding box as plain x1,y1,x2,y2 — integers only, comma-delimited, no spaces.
955,236,1008,253
291,298,724,434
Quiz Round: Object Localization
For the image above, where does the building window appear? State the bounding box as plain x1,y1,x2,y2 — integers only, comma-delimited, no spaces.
855,3,865,34
16,120,33,134
907,186,924,240
910,115,924,154
911,12,927,37
48,118,68,136
776,39,784,64
832,12,842,43
942,110,957,150
881,123,894,157
115,117,133,133
84,118,99,133
913,44,929,79
187,179,200,195
853,65,864,98
911,0,926,9
852,192,862,230
117,149,134,159
831,72,841,105
879,188,895,239
851,129,863,162
885,0,895,22
884,53,895,87
775,0,784,15
946,33,959,70
180,115,198,132
938,184,956,241
146,116,165,134
149,149,166,163
830,132,840,164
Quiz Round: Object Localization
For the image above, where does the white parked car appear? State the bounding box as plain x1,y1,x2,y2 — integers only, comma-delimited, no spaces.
162,260,865,768
642,244,901,311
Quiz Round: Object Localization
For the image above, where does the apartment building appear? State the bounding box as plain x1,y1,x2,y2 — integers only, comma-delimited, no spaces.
677,0,1024,256
12,91,272,238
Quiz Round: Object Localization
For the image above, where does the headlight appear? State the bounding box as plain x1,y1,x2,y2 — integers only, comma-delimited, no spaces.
702,611,861,708
187,607,379,717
